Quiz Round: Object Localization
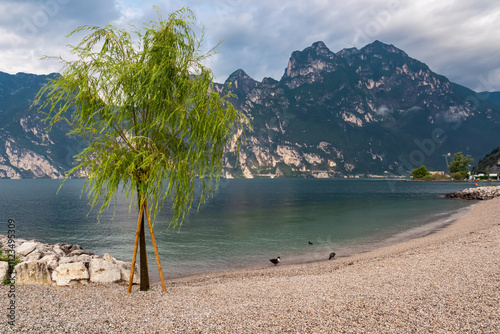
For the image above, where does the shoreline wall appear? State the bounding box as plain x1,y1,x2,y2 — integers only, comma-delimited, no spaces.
0,236,139,286
445,185,500,200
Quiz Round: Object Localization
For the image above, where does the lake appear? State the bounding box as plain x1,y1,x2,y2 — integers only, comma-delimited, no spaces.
0,178,477,279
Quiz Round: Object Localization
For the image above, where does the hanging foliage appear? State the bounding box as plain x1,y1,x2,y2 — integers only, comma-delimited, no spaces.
35,7,246,292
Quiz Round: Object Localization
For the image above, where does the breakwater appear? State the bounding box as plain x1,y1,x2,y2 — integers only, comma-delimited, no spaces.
445,185,500,200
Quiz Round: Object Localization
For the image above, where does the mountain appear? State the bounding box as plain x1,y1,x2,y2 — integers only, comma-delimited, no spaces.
472,147,500,174
216,41,500,178
0,72,80,178
1,40,500,178
484,92,500,105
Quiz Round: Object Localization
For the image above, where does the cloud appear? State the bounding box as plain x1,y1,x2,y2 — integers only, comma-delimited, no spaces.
376,105,393,117
406,106,423,113
1,0,499,91
0,0,122,74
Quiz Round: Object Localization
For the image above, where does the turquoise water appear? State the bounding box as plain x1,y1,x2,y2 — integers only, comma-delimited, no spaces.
0,178,478,279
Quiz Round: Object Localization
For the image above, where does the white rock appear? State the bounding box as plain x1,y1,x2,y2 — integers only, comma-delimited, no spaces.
0,261,9,282
35,243,54,254
15,260,51,285
89,258,121,283
57,257,73,265
52,262,89,286
16,242,38,257
52,246,65,257
24,250,42,262
4,237,27,248
58,254,93,265
103,253,115,263
115,260,140,285
40,254,59,271
74,254,93,263
68,249,85,256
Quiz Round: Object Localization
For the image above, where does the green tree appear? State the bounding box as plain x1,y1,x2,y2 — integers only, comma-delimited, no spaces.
411,165,430,179
448,152,473,180
35,8,246,293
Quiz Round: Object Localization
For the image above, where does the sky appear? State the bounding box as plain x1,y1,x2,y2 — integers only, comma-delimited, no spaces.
1,0,499,92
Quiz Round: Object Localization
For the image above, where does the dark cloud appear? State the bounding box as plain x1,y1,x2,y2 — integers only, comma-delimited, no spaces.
1,0,499,91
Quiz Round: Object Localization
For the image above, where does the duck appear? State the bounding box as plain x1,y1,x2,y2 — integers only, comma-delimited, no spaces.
269,256,281,265
308,241,313,245
329,252,336,260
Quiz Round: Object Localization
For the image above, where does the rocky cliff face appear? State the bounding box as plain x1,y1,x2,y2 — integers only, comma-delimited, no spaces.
216,41,500,178
472,147,500,174
1,41,500,178
0,72,81,178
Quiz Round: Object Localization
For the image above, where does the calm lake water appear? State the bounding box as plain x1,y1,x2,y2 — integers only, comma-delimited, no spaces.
0,178,478,279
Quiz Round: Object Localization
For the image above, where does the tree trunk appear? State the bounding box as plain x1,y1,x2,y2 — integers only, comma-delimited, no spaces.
139,207,150,291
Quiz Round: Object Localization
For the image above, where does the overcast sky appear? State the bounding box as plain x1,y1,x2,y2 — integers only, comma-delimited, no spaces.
1,0,499,91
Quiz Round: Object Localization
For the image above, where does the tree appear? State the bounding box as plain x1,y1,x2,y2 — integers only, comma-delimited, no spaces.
448,152,473,180
411,165,430,179
35,8,246,292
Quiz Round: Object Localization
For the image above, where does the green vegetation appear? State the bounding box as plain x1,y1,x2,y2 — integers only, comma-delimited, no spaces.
0,249,18,285
448,152,473,180
411,165,430,179
35,8,245,292
411,165,450,181
0,249,19,265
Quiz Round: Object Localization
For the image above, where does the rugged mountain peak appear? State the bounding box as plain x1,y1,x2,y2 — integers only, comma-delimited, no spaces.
261,76,279,87
224,69,257,93
225,69,252,83
336,47,359,57
360,40,408,58
310,41,332,56
281,41,338,87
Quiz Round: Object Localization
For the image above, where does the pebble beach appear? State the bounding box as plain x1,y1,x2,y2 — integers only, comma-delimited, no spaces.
2,197,499,333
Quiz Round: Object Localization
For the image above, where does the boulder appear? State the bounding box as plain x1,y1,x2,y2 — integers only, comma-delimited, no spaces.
40,254,59,271
69,244,83,252
52,246,66,257
116,260,140,285
15,260,51,285
54,243,73,255
16,242,38,257
35,243,55,254
103,253,115,263
89,258,121,283
52,262,89,286
0,261,9,282
75,254,95,263
0,237,26,249
24,250,42,262
58,254,93,265
68,249,85,256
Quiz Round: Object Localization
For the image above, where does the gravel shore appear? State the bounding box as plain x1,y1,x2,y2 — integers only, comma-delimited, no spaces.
2,198,499,333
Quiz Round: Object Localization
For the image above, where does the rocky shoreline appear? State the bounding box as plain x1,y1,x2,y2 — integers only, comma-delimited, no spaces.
445,185,500,200
0,236,138,286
